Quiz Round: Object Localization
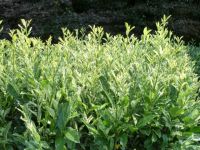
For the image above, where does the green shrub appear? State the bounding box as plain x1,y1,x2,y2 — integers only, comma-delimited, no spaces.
188,44,200,77
0,16,200,149
188,43,200,98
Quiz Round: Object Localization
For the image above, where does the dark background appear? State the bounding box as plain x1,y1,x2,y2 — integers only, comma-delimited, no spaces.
0,0,200,43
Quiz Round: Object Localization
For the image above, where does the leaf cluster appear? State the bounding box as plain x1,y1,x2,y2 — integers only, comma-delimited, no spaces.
0,16,200,149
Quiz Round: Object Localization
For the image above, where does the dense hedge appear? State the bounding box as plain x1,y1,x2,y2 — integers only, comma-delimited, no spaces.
188,43,200,99
0,16,200,149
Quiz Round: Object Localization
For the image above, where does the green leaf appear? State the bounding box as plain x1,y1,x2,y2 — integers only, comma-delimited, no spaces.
169,106,184,118
85,123,99,136
190,109,199,120
140,128,151,136
128,125,138,133
169,84,179,101
109,138,114,150
56,101,70,130
21,19,27,27
189,127,200,133
154,129,161,138
152,133,158,143
55,134,66,150
99,75,115,107
120,134,128,150
143,27,151,36
33,61,42,80
183,109,199,123
125,22,135,36
65,127,80,143
99,75,110,92
162,134,169,146
47,107,55,119
7,83,19,98
137,114,155,128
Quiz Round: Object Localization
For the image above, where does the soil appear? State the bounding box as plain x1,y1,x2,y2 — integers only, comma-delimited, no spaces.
0,0,200,43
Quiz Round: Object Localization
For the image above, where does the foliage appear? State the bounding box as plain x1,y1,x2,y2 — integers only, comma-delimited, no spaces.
188,44,200,76
0,16,200,149
188,43,200,98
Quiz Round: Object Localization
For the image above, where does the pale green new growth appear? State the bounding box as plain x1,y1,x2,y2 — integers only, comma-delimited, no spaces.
0,17,200,149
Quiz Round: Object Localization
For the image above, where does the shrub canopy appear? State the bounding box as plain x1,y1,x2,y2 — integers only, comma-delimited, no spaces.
0,16,200,149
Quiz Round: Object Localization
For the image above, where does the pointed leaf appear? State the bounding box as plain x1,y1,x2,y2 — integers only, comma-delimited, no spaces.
7,83,19,98
65,127,80,143
56,101,70,130
137,114,155,128
55,134,66,150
